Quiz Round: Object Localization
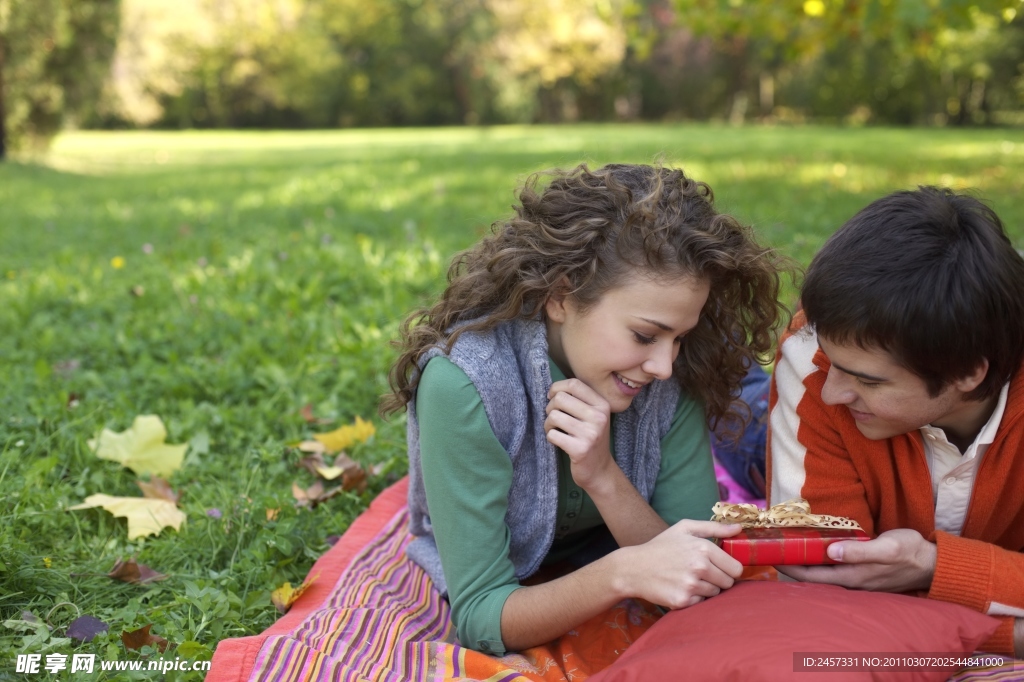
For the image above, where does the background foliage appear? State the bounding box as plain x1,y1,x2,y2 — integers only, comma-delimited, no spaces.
0,0,121,154
3,0,1024,154
1,126,1023,676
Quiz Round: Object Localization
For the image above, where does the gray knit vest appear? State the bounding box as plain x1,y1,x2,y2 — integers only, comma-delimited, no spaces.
405,317,681,595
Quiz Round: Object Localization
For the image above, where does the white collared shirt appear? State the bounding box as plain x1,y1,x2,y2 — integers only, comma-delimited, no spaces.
922,382,1010,535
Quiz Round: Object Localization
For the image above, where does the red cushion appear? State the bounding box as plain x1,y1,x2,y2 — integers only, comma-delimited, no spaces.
591,581,1000,682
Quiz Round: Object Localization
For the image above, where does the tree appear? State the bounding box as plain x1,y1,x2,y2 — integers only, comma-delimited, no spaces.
668,0,1021,53
0,0,120,159
485,0,631,122
658,0,1023,124
1,9,7,159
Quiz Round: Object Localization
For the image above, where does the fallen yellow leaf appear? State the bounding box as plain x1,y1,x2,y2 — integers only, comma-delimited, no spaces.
88,415,187,477
313,465,344,480
271,573,319,614
69,494,186,540
313,416,375,453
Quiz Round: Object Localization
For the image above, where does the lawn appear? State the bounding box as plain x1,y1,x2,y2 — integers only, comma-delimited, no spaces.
1,125,1022,679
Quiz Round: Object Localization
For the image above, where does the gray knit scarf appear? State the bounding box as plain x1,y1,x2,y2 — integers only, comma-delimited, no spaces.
406,317,680,595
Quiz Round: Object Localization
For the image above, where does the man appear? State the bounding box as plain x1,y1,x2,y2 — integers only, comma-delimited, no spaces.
768,187,1024,656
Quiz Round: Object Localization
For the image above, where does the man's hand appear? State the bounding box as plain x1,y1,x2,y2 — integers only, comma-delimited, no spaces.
777,528,937,592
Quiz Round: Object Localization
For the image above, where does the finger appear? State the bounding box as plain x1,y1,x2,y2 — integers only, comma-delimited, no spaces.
663,593,704,606
677,520,744,539
545,391,595,421
826,540,863,563
827,536,903,564
775,565,811,581
548,378,604,405
693,581,723,599
546,390,606,423
775,564,852,586
545,427,575,452
544,409,581,437
702,559,742,588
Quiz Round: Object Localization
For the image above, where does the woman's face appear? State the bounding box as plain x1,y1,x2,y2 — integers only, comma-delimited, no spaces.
544,274,711,413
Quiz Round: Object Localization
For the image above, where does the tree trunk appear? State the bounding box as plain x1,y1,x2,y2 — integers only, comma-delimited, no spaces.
0,31,7,160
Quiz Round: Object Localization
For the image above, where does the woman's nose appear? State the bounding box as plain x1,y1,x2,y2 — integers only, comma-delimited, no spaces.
643,342,676,380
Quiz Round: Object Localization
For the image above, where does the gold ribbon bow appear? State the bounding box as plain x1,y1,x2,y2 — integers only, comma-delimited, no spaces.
711,498,862,530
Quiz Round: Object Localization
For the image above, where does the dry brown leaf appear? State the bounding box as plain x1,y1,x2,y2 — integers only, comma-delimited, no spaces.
335,453,367,493
299,404,332,425
297,451,327,477
107,557,167,584
271,573,319,614
298,451,366,491
291,481,342,509
135,477,180,504
121,624,168,652
294,479,323,502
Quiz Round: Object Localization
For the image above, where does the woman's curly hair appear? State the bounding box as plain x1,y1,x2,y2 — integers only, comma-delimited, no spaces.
381,163,791,431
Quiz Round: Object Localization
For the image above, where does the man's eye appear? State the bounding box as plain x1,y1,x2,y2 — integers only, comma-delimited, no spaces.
632,332,656,345
855,378,881,388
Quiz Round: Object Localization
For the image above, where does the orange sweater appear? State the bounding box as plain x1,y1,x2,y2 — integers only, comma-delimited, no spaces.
767,312,1024,655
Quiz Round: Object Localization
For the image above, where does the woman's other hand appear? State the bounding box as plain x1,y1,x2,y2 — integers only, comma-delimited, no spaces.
545,378,615,491
614,520,744,609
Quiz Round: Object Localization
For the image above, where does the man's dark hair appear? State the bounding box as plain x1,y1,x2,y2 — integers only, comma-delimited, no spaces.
803,186,1024,401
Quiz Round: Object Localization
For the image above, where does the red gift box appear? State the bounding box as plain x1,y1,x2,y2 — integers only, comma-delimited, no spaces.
719,527,870,566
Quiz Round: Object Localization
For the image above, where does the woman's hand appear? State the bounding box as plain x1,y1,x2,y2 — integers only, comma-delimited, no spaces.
615,520,745,609
500,520,744,651
545,378,615,491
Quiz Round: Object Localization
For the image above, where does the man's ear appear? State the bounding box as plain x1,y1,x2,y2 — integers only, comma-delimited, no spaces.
544,277,572,324
953,358,990,394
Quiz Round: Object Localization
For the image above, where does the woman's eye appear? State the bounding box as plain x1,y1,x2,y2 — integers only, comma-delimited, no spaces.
632,332,657,345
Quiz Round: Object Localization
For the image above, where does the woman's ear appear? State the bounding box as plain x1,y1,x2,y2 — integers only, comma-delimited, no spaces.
544,277,572,324
545,292,567,323
953,358,990,394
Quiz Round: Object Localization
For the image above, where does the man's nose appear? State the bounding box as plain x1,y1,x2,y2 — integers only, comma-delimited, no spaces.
821,366,856,405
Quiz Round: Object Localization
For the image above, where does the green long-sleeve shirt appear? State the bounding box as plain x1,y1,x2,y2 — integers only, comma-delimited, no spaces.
416,356,719,655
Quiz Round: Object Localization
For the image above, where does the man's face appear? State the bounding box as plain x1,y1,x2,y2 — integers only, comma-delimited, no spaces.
817,336,970,441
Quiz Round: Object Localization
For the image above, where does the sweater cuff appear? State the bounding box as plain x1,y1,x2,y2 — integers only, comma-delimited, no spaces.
979,617,1016,656
928,531,994,612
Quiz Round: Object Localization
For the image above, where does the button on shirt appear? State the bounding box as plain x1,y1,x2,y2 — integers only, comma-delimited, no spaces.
923,382,1009,536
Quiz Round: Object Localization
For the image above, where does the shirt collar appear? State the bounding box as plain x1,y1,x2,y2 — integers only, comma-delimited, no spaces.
921,381,1010,455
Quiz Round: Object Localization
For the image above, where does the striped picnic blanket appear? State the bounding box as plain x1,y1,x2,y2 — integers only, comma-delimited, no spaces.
208,477,1023,682
209,478,661,681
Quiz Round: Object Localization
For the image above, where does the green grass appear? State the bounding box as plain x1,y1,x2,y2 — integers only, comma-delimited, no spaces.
2,124,1023,679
